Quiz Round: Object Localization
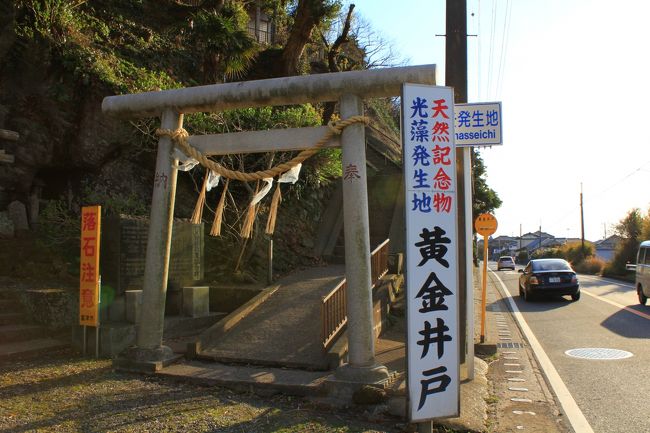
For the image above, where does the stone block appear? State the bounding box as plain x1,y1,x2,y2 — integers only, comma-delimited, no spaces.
182,286,209,318
125,290,142,324
106,294,126,322
101,216,204,296
7,200,28,231
23,289,74,329
0,211,14,238
165,287,183,315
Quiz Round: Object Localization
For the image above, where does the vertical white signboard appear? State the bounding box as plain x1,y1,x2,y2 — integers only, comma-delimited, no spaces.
402,84,459,421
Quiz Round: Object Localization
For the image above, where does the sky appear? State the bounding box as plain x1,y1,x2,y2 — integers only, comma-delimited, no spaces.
347,0,650,242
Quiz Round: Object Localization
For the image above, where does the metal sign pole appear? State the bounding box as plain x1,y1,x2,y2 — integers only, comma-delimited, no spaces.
475,213,497,344
82,326,87,356
96,277,101,358
480,235,489,343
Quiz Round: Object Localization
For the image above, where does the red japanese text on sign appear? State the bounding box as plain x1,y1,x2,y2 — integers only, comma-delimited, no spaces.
79,206,101,327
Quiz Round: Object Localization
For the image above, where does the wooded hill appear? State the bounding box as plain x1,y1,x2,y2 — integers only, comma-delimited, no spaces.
0,0,500,283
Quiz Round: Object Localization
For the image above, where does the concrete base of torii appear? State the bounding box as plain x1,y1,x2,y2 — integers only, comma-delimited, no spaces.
334,363,391,383
114,346,181,373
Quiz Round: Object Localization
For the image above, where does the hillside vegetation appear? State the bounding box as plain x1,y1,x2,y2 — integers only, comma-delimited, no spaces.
0,0,500,283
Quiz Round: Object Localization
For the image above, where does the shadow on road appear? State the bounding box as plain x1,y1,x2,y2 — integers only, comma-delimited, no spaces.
512,295,576,313
599,305,650,339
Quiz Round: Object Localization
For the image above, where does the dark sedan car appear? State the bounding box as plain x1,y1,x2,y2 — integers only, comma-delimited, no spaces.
518,258,580,301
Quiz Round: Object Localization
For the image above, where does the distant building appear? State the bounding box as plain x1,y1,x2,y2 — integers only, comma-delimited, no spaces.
247,3,275,45
593,235,625,262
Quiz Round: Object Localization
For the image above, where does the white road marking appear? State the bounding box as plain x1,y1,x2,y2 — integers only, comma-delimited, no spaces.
580,287,650,321
489,268,596,433
579,274,634,289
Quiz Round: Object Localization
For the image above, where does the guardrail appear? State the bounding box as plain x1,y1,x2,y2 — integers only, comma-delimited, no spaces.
320,239,390,351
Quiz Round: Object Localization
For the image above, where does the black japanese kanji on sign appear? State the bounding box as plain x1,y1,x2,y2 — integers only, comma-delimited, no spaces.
417,317,452,359
414,226,451,267
418,366,452,410
416,272,453,313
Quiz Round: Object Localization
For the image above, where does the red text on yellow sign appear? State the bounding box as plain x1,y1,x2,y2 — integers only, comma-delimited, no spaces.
79,206,101,327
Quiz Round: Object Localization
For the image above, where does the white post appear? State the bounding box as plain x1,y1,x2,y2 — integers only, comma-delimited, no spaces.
336,93,389,383
132,109,182,361
464,147,475,379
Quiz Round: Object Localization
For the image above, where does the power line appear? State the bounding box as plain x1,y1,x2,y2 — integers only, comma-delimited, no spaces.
591,160,650,198
476,0,482,100
486,0,497,98
495,0,512,98
545,160,650,233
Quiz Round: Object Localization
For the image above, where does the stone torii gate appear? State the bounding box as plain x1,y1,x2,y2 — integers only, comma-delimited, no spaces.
102,65,436,383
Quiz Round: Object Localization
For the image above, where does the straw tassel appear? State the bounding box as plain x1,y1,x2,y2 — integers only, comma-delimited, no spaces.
265,183,282,235
191,171,209,224
210,178,229,237
240,181,260,239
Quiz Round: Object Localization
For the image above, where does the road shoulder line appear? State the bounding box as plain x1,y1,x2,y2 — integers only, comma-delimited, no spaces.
489,268,595,433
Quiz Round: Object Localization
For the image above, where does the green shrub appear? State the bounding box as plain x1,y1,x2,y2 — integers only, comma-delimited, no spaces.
516,250,529,264
562,241,594,265
575,256,604,275
37,199,79,248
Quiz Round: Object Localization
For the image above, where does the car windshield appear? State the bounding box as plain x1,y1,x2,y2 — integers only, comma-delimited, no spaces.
499,257,513,262
531,259,571,272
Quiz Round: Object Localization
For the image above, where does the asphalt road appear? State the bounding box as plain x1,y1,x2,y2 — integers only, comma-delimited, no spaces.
490,264,650,433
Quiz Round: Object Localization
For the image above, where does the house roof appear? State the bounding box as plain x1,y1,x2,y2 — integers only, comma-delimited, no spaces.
594,234,624,249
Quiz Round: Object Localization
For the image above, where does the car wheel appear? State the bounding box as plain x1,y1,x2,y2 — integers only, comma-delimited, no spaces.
638,286,648,306
571,291,580,302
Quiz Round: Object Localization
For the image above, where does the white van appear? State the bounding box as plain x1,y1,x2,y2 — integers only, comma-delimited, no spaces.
635,240,650,305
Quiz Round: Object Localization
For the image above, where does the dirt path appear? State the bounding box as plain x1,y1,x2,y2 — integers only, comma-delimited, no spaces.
0,349,412,433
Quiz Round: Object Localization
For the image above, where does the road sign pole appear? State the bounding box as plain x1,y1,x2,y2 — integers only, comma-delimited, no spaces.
474,213,497,344
481,235,489,343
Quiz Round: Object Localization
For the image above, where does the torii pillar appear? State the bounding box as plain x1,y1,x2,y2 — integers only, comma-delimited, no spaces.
335,93,388,382
102,65,437,380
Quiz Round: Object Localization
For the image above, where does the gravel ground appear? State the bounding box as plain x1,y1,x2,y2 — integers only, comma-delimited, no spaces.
0,349,418,433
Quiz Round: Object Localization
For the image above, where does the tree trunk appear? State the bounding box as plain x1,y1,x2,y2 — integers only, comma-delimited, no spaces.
0,1,16,63
322,4,354,124
279,0,328,76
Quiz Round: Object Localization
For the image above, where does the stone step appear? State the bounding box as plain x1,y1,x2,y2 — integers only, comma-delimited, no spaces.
0,289,19,301
0,312,24,325
0,323,46,343
0,337,69,361
0,298,22,311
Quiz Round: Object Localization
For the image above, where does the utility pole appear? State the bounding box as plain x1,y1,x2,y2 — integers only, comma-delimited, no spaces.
445,0,470,374
580,183,585,254
418,3,469,432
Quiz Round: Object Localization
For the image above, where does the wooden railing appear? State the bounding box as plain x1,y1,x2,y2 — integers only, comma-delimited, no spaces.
321,279,347,352
370,239,390,286
321,239,390,351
